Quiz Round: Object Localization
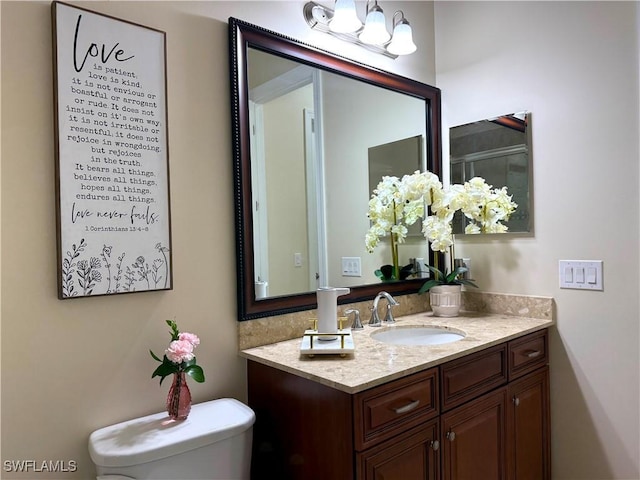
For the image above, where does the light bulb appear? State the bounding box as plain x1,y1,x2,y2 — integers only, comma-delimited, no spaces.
359,5,390,45
387,18,416,55
329,0,362,33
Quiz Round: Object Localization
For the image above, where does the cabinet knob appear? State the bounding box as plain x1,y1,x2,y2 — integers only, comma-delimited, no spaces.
446,430,456,441
513,396,520,406
430,440,440,451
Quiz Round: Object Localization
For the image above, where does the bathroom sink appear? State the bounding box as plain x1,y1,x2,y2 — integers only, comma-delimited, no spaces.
371,326,465,346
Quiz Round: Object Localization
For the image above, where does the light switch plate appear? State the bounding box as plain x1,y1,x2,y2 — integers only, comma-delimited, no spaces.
341,257,361,277
559,260,603,290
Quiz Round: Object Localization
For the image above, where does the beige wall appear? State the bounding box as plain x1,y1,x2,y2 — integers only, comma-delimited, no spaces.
0,1,434,478
435,1,640,478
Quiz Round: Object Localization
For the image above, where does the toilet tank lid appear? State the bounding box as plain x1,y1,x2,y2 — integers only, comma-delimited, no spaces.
88,398,255,468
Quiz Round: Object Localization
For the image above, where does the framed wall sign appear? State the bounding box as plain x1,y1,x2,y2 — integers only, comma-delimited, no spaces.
52,2,172,298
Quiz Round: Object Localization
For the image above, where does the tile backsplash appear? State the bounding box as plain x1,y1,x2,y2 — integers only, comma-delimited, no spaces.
238,291,553,350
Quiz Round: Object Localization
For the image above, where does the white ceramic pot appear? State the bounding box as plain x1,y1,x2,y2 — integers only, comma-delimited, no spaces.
429,284,462,317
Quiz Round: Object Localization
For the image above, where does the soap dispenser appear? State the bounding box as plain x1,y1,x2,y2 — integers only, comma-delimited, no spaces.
316,287,350,340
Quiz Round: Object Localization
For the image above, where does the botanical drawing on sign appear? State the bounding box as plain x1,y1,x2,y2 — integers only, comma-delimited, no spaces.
61,239,170,297
61,238,87,297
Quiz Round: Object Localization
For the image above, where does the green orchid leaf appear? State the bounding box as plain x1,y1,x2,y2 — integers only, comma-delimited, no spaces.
458,278,479,288
424,264,445,280
445,267,468,283
420,264,477,292
418,279,440,294
185,365,205,383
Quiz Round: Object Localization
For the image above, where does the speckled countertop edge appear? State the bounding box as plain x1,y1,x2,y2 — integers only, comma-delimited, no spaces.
240,303,555,394
238,291,553,350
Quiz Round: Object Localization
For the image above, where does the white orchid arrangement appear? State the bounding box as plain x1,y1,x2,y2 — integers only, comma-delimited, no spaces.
449,177,518,234
365,171,452,254
366,171,517,280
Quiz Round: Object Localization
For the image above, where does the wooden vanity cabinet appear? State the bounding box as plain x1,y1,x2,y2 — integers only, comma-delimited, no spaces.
248,362,439,480
247,328,549,480
440,329,550,480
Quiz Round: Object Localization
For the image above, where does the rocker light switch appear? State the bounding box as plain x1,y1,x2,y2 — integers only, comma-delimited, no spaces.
564,266,573,283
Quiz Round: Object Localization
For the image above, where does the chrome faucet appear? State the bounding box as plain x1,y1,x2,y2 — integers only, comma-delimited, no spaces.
368,291,400,326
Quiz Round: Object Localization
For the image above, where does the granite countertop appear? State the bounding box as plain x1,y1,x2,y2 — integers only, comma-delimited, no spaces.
240,310,554,394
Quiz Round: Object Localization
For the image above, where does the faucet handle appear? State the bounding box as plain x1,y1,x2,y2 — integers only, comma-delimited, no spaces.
383,303,396,324
345,309,363,329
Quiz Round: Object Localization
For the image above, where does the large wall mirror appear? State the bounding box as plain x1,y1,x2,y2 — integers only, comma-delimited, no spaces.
229,18,442,320
450,112,532,234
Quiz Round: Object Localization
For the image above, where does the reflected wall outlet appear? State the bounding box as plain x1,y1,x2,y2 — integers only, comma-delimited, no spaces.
341,257,361,277
559,260,603,290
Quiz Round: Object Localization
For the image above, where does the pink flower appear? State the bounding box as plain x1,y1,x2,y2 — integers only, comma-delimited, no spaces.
179,332,200,347
165,339,194,364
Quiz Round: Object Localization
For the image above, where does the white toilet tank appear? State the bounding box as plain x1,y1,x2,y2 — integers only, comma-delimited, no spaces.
88,398,255,480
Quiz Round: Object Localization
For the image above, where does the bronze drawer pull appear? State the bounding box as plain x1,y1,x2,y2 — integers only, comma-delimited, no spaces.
392,399,420,414
525,349,542,358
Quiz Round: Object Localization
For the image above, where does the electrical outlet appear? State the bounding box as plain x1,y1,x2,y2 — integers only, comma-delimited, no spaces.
559,260,603,290
294,253,303,267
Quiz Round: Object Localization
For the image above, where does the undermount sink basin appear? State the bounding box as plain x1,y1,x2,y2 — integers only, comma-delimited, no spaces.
371,326,465,346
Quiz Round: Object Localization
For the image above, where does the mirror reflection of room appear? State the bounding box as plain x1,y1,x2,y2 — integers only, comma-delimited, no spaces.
450,112,531,234
247,48,429,300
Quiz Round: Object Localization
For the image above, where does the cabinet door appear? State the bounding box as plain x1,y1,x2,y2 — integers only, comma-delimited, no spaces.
357,419,439,480
441,387,508,480
507,367,550,480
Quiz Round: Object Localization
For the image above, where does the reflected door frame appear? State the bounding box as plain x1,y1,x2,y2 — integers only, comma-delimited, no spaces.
249,68,327,296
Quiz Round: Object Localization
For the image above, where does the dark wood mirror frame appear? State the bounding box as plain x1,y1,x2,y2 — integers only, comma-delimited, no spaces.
229,17,442,321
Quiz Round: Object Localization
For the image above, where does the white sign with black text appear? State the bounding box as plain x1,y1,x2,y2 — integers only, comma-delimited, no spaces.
53,2,172,298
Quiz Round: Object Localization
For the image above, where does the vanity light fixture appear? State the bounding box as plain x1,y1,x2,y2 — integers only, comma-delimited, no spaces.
303,0,416,59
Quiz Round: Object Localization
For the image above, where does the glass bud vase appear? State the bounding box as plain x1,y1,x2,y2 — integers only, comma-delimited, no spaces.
166,371,191,420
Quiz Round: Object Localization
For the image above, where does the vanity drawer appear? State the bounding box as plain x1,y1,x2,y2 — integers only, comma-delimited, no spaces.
440,343,508,412
354,368,438,451
508,329,548,380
